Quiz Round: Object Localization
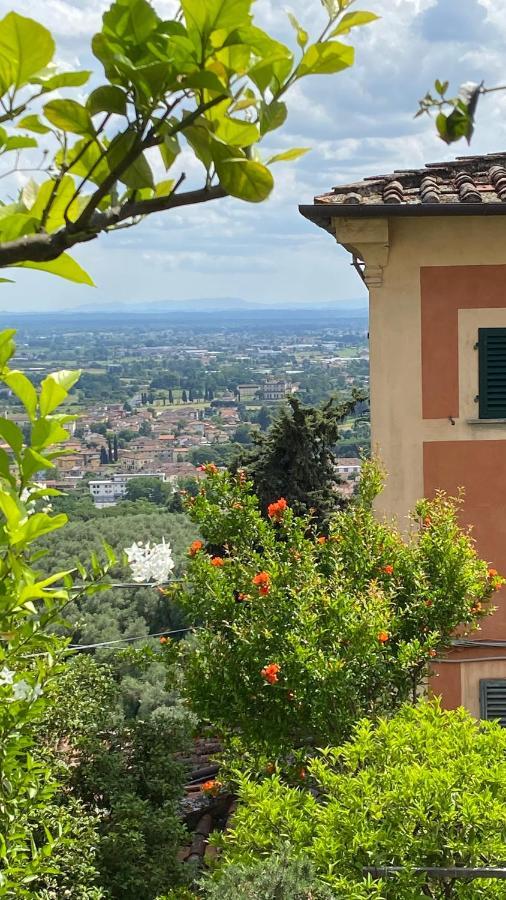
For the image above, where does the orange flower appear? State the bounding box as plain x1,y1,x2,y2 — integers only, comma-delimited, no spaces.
261,662,281,684
299,768,306,780
382,564,394,575
488,568,499,578
377,630,389,644
267,497,288,521
429,648,437,658
423,516,432,527
236,592,249,602
201,779,222,795
159,636,168,645
188,540,203,557
237,469,247,484
210,556,225,567
252,571,271,594
317,536,327,544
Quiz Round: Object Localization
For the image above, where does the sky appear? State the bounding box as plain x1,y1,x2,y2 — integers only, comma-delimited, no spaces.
3,0,506,311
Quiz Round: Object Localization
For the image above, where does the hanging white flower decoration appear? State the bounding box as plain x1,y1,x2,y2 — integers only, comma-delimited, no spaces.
124,539,175,584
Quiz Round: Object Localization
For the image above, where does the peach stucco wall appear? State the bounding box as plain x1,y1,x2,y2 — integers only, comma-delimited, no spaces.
330,214,506,713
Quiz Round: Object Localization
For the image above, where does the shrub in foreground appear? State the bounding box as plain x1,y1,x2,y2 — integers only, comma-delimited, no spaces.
213,700,506,899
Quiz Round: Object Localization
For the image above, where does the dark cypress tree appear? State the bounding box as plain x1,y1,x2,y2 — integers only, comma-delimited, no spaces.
181,389,188,403
168,389,174,404
100,447,108,465
107,435,113,464
237,393,364,528
189,387,194,402
113,434,118,462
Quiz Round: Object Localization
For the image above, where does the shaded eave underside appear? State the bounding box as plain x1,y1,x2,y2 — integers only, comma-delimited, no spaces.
299,202,506,235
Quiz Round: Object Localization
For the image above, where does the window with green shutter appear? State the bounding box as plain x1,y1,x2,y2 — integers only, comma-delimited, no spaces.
478,327,506,419
480,679,506,726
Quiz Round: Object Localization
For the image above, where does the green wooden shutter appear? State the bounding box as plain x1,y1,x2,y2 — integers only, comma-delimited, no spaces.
480,679,506,726
478,327,506,419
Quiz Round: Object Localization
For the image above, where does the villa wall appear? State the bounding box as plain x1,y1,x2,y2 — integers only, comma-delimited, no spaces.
353,215,506,712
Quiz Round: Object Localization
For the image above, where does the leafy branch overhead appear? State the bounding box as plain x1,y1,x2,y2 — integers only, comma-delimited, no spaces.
0,0,378,284
417,78,506,144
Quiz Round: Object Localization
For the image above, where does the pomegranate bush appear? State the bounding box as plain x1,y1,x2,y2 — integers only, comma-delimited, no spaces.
172,463,500,754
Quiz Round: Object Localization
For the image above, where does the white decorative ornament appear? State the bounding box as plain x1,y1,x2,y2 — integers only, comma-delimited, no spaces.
124,539,175,584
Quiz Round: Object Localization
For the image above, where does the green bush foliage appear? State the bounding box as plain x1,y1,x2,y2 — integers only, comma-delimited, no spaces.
215,700,506,899
202,851,337,900
173,463,498,755
39,654,192,900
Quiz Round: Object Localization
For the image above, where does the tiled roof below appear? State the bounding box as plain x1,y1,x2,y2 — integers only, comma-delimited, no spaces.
314,152,506,208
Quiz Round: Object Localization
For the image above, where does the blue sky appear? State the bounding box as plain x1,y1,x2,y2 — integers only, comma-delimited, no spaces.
3,0,506,311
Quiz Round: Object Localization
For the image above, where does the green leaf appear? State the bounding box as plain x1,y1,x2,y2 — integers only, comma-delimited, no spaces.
155,179,175,198
21,179,39,210
215,157,273,203
30,176,80,232
330,10,379,36
180,70,227,93
60,138,111,187
21,447,55,481
0,12,55,93
181,0,252,42
39,370,80,417
16,254,95,287
267,147,310,164
31,70,91,90
0,329,16,366
214,117,259,147
107,130,154,189
16,115,50,135
0,212,37,242
10,511,67,545
298,41,354,76
0,448,12,483
3,136,38,152
159,132,181,170
43,99,95,136
31,418,70,450
0,278,14,284
102,0,159,44
3,371,37,419
259,100,287,135
87,85,128,116
287,12,308,49
0,418,23,453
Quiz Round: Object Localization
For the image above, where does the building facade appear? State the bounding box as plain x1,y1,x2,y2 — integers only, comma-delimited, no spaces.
301,152,506,723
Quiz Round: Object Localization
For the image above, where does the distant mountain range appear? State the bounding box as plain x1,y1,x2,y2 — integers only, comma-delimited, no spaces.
70,297,368,314
0,297,367,317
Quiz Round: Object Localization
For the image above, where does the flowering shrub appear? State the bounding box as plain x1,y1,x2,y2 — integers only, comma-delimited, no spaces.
125,538,175,583
213,700,506,899
173,463,498,754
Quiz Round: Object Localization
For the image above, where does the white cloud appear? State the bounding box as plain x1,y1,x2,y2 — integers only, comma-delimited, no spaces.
3,0,504,310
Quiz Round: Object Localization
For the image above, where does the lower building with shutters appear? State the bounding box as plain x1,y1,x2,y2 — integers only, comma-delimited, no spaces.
300,152,506,723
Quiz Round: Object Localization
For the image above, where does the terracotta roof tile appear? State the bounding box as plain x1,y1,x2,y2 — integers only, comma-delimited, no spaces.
314,152,506,209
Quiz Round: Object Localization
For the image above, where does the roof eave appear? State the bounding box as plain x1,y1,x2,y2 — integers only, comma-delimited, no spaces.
299,202,506,231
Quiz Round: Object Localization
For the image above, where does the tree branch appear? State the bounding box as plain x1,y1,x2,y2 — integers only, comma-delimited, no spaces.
0,184,228,268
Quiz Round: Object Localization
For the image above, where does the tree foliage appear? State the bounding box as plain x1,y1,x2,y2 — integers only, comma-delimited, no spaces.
0,0,377,282
38,653,192,900
237,394,364,526
215,700,506,899
172,463,498,757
